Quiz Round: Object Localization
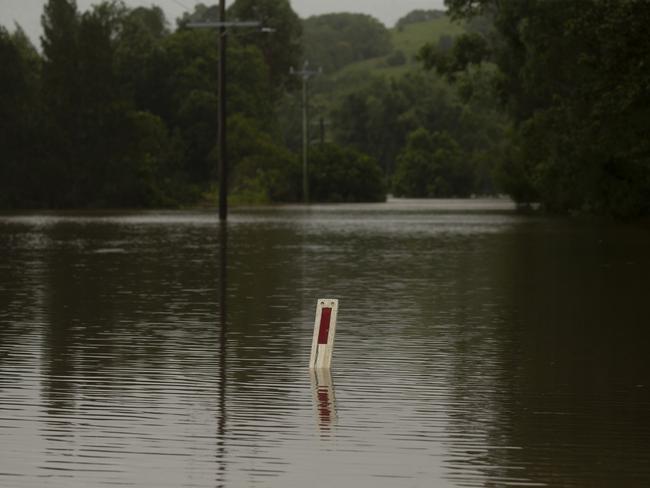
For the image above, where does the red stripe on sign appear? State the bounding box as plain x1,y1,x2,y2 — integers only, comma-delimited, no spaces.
317,307,332,345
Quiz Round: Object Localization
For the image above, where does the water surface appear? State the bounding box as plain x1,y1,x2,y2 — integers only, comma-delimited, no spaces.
1,199,649,487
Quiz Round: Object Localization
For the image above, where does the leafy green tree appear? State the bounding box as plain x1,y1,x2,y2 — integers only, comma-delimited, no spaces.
226,41,274,124
228,114,300,203
154,28,274,185
303,13,392,72
331,75,415,175
39,1,140,206
115,6,169,114
393,128,472,198
309,143,386,202
331,71,502,181
38,1,195,207
40,0,82,205
115,111,194,206
128,5,168,38
156,29,218,119
433,0,650,216
6,0,415,208
176,89,219,183
396,10,446,29
228,0,302,93
0,26,42,207
70,2,133,205
176,3,219,27
419,31,489,83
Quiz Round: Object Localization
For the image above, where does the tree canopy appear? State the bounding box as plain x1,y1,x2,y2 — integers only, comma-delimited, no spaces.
3,1,647,215
421,0,650,216
0,0,393,209
302,13,392,72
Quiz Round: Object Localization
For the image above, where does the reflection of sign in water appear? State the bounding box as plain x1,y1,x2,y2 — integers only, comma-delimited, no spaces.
309,299,338,369
311,368,336,432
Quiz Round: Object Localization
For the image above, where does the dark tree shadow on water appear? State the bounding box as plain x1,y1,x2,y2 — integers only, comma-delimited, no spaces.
216,221,228,488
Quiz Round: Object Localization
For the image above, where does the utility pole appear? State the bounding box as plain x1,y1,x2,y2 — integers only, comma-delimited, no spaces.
290,61,321,204
188,2,264,221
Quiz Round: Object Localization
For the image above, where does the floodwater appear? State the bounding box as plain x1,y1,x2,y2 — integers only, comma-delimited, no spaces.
1,199,649,487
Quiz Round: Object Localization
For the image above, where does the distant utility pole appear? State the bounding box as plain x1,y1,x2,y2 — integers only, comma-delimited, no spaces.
290,61,321,204
188,0,269,221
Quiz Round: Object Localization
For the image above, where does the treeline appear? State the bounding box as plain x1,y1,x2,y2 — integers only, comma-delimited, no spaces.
302,11,505,198
422,0,650,216
302,13,392,73
0,0,386,209
328,71,504,197
396,10,446,30
6,1,644,214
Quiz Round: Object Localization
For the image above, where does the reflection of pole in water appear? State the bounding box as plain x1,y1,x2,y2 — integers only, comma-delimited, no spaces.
310,368,337,433
216,221,228,486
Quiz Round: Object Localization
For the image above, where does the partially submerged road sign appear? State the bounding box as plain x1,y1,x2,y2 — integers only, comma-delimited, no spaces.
309,299,338,369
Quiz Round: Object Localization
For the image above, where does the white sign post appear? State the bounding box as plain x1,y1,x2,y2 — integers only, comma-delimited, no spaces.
309,299,338,369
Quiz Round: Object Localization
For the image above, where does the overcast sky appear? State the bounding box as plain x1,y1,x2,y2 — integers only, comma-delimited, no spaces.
0,0,446,45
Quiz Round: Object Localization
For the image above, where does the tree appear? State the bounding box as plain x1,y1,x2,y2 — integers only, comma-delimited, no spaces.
38,1,191,207
0,26,42,207
176,3,219,27
434,0,650,216
115,6,169,113
60,2,134,206
40,0,83,206
128,6,168,38
309,143,386,203
396,10,446,29
228,114,300,203
115,111,192,206
393,128,472,198
419,31,489,83
154,28,274,185
330,71,503,182
302,13,392,72
228,0,302,94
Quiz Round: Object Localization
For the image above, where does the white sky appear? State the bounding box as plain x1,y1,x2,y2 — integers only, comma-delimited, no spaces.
0,0,446,45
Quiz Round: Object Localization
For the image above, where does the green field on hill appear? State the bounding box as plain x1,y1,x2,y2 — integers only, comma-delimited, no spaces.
328,15,465,84
392,16,465,56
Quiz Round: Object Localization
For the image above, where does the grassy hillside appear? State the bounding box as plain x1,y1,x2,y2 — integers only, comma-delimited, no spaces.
305,13,468,139
392,16,465,57
329,15,465,82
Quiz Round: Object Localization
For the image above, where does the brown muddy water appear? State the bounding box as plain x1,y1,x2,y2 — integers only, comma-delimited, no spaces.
1,199,649,487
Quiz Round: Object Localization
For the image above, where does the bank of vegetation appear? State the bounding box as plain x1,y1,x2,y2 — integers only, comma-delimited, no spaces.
1,0,648,216
422,0,650,216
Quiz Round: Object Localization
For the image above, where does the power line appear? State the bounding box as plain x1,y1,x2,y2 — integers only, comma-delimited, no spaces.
290,61,322,204
187,3,268,221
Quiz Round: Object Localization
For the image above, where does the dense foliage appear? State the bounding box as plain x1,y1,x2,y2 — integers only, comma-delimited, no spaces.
309,143,386,202
395,10,446,29
329,71,505,196
422,0,650,216
0,0,389,208
8,1,643,214
0,27,42,207
393,129,471,198
302,13,392,73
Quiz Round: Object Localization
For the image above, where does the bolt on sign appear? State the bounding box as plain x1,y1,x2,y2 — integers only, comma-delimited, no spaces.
309,299,338,369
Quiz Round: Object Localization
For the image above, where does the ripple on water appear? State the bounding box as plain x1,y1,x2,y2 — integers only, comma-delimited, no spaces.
1,204,650,487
